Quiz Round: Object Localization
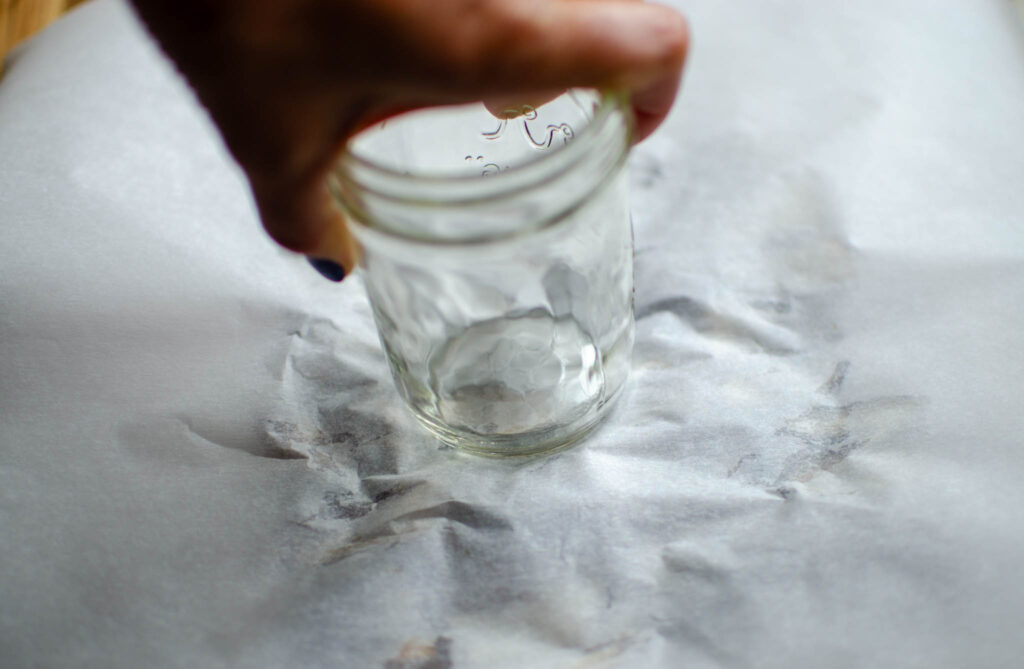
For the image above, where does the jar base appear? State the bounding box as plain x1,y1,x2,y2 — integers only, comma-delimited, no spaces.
410,385,626,458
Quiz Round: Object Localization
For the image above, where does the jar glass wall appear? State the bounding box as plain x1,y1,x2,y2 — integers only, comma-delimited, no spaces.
330,90,634,456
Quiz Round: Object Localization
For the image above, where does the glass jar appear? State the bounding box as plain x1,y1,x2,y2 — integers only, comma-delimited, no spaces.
330,90,634,456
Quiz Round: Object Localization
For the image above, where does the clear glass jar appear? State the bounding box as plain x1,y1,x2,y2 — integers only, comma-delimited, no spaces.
330,90,634,456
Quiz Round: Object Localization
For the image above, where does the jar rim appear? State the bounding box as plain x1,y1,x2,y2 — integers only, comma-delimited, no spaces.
329,90,632,246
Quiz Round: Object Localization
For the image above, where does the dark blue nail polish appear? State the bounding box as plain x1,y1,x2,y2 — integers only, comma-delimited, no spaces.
307,257,346,282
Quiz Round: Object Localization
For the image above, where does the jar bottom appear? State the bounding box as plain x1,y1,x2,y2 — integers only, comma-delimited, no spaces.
388,311,632,456
428,310,604,432
410,382,627,457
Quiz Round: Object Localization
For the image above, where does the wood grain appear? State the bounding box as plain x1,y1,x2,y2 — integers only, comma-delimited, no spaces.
1,0,88,68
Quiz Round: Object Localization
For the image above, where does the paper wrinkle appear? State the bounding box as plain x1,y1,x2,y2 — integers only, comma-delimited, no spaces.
636,293,803,354
4,0,1024,667
384,636,453,669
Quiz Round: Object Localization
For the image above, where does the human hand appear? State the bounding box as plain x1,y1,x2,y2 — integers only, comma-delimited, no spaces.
129,0,689,275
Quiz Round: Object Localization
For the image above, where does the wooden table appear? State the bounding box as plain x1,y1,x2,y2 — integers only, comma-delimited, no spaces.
1,0,87,68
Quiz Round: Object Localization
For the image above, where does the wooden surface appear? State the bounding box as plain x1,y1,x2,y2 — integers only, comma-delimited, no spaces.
1,0,88,67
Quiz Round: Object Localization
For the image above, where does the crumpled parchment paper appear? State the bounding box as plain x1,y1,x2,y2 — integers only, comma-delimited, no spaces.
2,1,1024,667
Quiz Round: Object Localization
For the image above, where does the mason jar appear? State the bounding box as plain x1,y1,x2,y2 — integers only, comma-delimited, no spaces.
329,90,634,456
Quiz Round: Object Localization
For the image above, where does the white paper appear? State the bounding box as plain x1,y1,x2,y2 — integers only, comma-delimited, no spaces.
2,1,1024,667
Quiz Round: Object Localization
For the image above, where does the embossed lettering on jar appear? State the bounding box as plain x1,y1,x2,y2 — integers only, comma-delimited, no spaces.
330,90,635,456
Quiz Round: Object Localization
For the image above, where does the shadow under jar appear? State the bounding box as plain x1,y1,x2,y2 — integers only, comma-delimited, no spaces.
330,90,635,457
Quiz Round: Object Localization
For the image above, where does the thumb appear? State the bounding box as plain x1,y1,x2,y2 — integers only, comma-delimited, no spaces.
512,2,687,89
478,2,689,141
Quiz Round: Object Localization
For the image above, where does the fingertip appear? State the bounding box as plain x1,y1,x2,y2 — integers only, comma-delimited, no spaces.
310,206,359,272
652,5,690,71
256,181,358,273
629,7,689,142
307,257,347,282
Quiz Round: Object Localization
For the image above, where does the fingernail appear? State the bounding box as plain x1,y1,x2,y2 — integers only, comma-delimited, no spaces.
307,257,346,282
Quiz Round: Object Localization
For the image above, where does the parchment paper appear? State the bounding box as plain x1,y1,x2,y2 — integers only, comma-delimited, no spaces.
2,1,1023,667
